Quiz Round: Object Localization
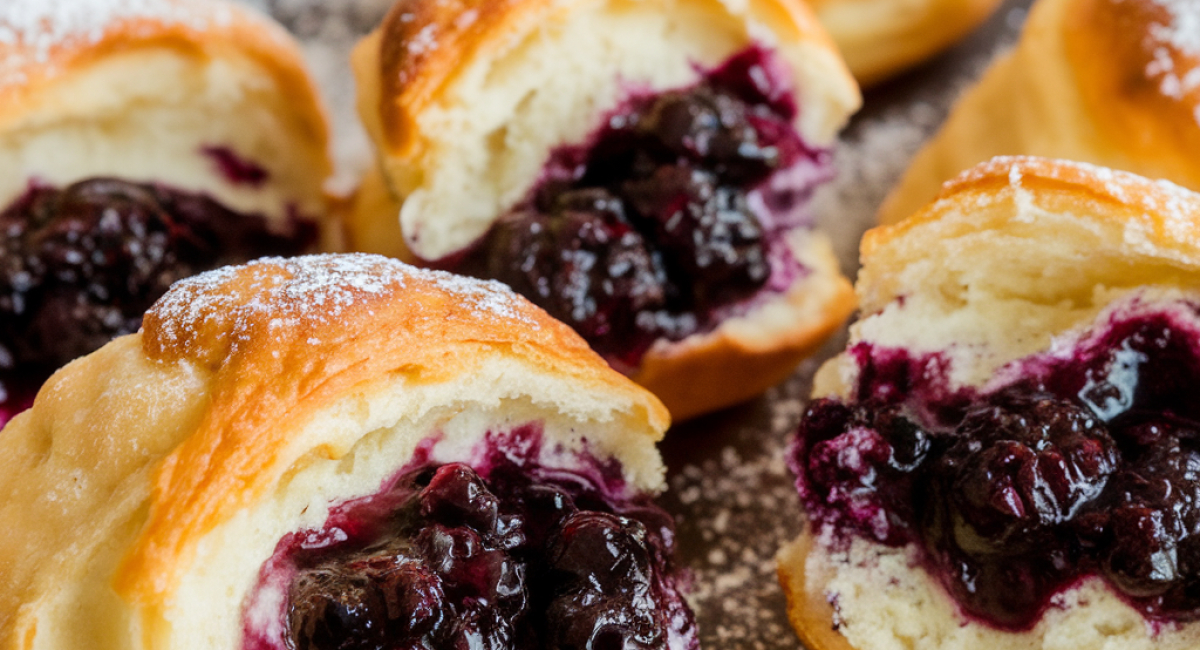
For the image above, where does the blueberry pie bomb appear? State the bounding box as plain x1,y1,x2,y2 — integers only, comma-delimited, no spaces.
879,0,1200,225
0,0,333,427
780,157,1200,650
350,0,861,420
0,253,697,650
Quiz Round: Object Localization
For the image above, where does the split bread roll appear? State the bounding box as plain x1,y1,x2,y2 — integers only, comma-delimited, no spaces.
811,0,1004,86
0,0,335,427
351,0,861,420
781,157,1200,650
0,254,698,650
879,0,1200,225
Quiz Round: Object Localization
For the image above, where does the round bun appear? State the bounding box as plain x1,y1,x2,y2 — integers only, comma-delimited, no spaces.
878,0,1200,224
782,157,1200,650
0,253,671,648
0,0,332,232
811,0,1004,86
349,0,859,420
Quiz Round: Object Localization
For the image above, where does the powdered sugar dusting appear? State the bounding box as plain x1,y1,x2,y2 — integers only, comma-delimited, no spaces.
149,253,537,349
0,0,229,88
1148,0,1200,56
963,156,1200,233
1140,0,1200,110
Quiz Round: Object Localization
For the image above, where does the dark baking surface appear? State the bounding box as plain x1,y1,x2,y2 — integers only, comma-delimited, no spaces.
252,0,1035,645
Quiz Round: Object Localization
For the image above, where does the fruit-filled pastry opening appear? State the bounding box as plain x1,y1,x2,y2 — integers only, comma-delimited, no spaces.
442,46,833,371
792,292,1200,630
243,424,697,650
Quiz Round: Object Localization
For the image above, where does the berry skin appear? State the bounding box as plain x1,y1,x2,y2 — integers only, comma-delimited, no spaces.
0,177,315,417
282,462,689,650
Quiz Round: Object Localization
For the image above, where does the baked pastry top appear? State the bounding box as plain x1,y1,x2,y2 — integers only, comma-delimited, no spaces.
782,157,1200,650
0,253,693,649
879,0,1200,225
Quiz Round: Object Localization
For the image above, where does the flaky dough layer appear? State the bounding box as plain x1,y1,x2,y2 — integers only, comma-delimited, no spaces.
0,254,670,650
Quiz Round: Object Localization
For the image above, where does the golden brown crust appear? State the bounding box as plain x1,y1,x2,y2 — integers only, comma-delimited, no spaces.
1064,0,1200,189
633,275,855,421
343,163,416,262
878,0,1200,225
366,0,840,162
813,0,1003,86
870,155,1200,267
0,1,329,152
777,532,858,650
115,255,667,603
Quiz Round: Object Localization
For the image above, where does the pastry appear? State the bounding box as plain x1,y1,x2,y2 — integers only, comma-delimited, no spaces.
0,0,333,426
879,0,1200,224
811,0,1004,85
350,0,861,420
781,157,1200,649
0,253,697,650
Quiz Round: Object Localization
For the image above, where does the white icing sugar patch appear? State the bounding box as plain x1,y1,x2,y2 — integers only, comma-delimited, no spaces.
0,0,235,88
1149,0,1200,55
1143,0,1200,109
149,253,538,349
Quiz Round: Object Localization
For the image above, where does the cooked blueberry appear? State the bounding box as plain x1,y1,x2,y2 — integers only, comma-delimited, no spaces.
550,512,652,596
939,396,1118,549
420,464,501,534
0,178,315,419
280,454,691,650
445,606,514,650
288,568,388,650
475,199,668,362
445,47,821,368
622,166,769,308
546,590,662,650
637,88,779,183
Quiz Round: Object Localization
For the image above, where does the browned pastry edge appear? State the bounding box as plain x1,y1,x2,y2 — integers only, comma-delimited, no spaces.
809,0,1004,86
868,155,1200,270
777,531,858,650
369,0,839,161
632,274,856,421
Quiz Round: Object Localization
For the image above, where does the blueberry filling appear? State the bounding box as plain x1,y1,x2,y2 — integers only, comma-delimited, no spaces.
0,178,317,426
448,47,831,368
791,305,1200,629
249,435,695,650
